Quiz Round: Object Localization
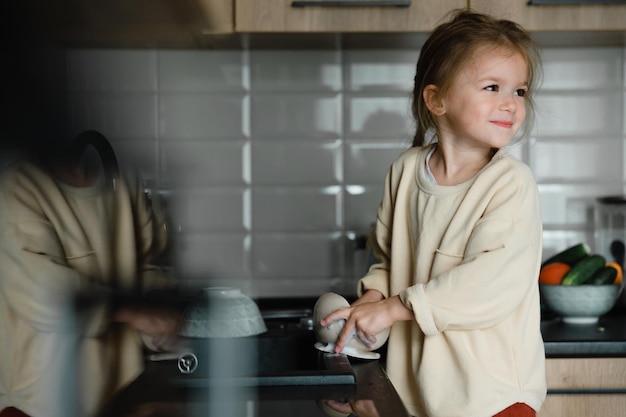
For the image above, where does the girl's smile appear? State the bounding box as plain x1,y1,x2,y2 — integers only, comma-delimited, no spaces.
491,120,514,129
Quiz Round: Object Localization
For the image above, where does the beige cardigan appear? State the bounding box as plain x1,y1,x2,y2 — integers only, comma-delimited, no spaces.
360,145,547,417
0,160,171,417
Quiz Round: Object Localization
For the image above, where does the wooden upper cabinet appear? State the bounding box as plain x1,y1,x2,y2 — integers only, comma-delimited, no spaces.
470,0,626,31
14,0,234,48
235,0,467,32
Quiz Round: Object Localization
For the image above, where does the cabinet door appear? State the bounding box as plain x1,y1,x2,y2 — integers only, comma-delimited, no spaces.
16,0,234,47
538,358,626,417
235,0,467,32
470,0,626,31
539,395,626,417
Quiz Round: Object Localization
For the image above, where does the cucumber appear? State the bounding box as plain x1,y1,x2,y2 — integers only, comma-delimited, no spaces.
542,243,591,268
561,254,606,286
589,265,618,285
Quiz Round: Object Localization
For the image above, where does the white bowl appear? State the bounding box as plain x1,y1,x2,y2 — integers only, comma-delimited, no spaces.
312,292,390,359
540,284,623,324
179,287,267,338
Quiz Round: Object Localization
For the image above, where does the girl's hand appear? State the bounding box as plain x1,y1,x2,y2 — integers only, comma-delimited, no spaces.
320,292,412,354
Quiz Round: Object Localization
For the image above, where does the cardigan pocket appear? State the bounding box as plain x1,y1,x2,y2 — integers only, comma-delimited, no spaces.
431,242,506,278
65,251,101,283
431,248,464,278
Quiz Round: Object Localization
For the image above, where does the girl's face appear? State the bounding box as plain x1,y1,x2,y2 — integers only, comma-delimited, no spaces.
435,47,529,150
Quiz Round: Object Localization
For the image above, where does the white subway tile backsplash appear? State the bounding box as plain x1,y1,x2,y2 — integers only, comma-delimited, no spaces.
64,46,626,297
251,93,342,138
541,47,622,91
539,184,621,227
344,185,382,232
158,50,247,92
160,140,247,186
252,187,340,231
251,277,337,298
172,188,247,233
176,233,250,279
159,93,249,139
623,86,626,133
68,49,157,92
69,92,158,139
346,95,414,138
251,140,342,185
535,92,622,137
251,233,343,278
108,137,158,181
532,138,622,182
344,50,418,91
250,50,341,92
344,140,408,184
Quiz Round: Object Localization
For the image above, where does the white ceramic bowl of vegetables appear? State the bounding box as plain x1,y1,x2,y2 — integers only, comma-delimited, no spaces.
539,244,623,324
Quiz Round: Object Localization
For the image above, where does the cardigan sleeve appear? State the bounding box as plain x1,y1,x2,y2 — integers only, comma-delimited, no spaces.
357,150,411,299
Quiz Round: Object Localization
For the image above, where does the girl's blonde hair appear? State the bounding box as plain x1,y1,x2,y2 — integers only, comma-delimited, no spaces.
412,9,542,147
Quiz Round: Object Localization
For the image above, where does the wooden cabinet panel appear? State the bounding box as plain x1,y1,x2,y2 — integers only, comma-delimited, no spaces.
538,395,626,417
546,357,626,389
539,358,626,417
235,0,467,32
470,0,626,31
14,0,234,47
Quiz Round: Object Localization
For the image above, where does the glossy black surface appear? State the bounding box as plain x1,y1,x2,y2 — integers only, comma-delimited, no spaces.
541,313,626,357
96,294,626,417
97,356,408,417
97,298,407,417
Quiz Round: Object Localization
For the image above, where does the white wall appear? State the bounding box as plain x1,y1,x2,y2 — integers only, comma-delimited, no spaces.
65,46,626,298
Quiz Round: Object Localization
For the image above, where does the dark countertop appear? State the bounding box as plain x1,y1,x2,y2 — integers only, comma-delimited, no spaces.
541,313,626,357
97,356,410,417
95,294,626,417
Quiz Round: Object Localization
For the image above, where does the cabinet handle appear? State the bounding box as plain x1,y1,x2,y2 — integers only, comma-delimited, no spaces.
292,1,411,7
528,0,626,4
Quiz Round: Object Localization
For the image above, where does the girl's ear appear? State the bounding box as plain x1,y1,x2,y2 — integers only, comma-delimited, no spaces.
423,85,445,116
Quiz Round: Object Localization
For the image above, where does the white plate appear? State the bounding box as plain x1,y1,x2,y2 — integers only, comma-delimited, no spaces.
314,342,380,360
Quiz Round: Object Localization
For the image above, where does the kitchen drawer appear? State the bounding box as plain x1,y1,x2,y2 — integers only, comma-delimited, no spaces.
235,0,467,32
13,0,234,48
539,395,626,417
539,358,626,417
546,357,626,390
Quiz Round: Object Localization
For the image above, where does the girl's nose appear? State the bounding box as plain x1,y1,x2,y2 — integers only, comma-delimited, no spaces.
499,93,517,112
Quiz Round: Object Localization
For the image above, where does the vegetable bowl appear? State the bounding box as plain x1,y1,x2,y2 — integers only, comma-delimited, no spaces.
539,242,624,323
540,283,623,324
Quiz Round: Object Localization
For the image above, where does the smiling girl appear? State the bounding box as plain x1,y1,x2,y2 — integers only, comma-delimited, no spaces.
321,9,546,417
